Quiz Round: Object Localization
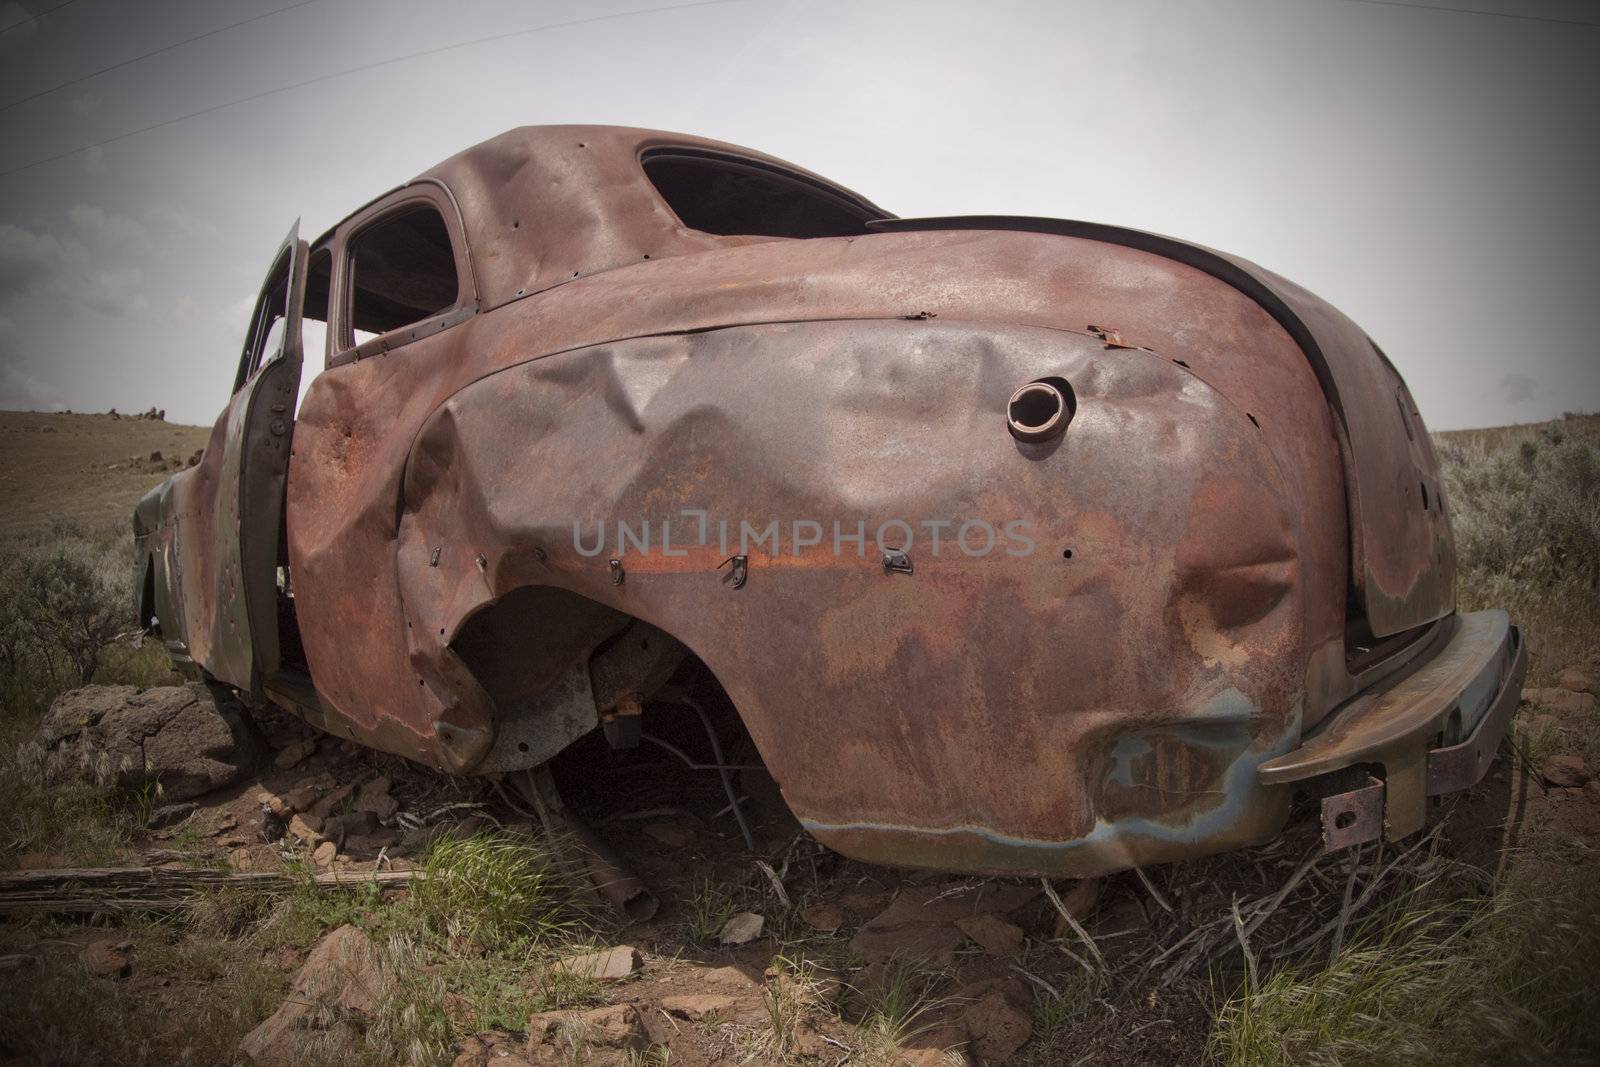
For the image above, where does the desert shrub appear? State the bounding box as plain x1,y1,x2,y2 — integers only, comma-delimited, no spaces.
1440,419,1600,590
0,520,137,707
1437,417,1600,672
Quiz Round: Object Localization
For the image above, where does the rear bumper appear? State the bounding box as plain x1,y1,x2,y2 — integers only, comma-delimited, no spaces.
1258,610,1525,850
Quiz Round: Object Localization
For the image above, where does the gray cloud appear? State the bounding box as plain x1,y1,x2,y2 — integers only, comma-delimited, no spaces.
1499,372,1538,406
0,217,146,316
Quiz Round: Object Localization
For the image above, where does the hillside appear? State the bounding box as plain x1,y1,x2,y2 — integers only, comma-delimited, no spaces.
0,411,212,540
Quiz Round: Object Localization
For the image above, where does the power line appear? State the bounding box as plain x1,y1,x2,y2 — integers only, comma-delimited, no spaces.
1,0,320,113
0,0,78,36
1341,0,1600,28
0,0,748,179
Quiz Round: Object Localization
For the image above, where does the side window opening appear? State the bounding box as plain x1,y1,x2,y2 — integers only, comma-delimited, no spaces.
296,247,333,413
236,252,290,391
641,147,879,239
345,202,459,347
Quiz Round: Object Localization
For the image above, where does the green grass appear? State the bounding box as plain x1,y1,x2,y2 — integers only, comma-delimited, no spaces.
1209,863,1600,1066
407,831,589,951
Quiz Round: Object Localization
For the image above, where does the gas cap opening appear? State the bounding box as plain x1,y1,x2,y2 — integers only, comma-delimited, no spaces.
1007,377,1075,442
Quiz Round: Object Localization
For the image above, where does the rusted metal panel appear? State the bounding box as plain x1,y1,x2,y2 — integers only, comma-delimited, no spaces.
869,216,1456,639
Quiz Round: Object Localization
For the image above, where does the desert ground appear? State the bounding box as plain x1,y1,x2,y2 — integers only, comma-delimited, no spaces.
0,409,1596,1066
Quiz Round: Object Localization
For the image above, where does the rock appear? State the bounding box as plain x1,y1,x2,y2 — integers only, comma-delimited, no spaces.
283,774,334,812
900,1025,974,1066
849,883,1037,966
698,964,763,992
79,938,131,979
230,847,255,872
310,782,356,819
553,945,641,980
273,739,315,769
1558,667,1599,695
324,810,379,843
258,790,292,817
146,801,197,829
1095,897,1151,938
241,925,391,1066
1050,878,1101,923
1522,687,1599,717
642,822,692,848
1543,755,1590,788
355,776,399,820
802,903,847,933
342,828,404,858
313,841,338,867
452,1033,537,1067
525,1004,650,1065
953,977,1032,1064
718,911,765,945
40,683,260,801
955,913,1026,956
288,813,324,843
259,807,287,843
851,923,968,968
659,993,739,1019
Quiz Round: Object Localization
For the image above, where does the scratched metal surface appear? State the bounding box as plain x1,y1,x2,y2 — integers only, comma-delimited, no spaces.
396,321,1308,876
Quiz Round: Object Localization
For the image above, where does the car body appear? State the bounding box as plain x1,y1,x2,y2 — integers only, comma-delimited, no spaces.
134,125,1523,878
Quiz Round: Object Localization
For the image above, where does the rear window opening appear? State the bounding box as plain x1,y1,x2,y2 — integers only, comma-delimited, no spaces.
347,202,459,344
642,147,880,239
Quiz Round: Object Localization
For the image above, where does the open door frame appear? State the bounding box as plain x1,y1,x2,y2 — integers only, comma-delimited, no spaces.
209,220,307,695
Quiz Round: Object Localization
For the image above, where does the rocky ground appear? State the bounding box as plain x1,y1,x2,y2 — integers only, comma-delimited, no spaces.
1,652,1596,1066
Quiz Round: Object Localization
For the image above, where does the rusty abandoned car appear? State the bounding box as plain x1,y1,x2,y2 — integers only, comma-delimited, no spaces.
133,124,1524,884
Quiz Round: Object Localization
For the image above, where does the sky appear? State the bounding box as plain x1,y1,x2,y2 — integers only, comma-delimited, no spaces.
0,0,1596,430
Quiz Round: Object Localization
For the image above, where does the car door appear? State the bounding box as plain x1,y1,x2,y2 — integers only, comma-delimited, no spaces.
209,220,307,694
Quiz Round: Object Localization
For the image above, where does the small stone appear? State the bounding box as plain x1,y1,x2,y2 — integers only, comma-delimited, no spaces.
642,823,691,848
146,802,197,829
79,939,131,979
310,783,356,819
1543,755,1590,788
283,773,334,812
953,977,1032,1064
241,925,391,1064
355,776,399,820
955,913,1026,956
526,1004,649,1062
659,993,738,1019
260,807,287,843
718,911,765,945
288,813,324,842
1558,666,1599,695
323,811,378,842
273,739,315,770
452,1033,536,1067
553,945,641,980
1522,687,1599,717
802,903,846,933
313,841,337,867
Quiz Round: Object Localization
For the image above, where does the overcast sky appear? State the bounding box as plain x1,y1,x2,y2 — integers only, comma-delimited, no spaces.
0,0,1595,429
